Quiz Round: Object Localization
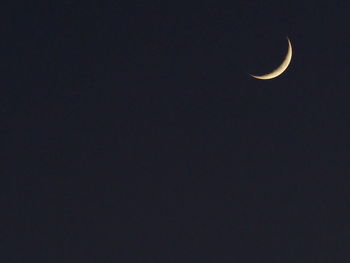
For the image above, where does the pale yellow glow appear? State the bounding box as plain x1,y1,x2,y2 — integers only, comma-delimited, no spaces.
250,37,292,80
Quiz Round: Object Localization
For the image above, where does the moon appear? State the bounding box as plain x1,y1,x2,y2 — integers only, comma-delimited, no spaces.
250,37,292,80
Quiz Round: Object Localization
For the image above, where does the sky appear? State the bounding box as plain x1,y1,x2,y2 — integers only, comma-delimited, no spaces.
2,1,350,262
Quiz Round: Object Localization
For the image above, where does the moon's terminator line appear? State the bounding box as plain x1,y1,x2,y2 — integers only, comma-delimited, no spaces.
250,37,292,80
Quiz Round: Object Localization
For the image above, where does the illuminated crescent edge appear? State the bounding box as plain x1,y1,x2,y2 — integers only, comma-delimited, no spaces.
250,38,292,80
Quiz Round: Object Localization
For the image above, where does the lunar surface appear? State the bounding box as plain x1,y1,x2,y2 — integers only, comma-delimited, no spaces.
250,37,292,80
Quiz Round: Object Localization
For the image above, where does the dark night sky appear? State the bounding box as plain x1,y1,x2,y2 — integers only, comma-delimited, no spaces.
2,1,350,262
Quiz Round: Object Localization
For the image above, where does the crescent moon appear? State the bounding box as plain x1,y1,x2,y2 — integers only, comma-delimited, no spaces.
250,37,292,80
